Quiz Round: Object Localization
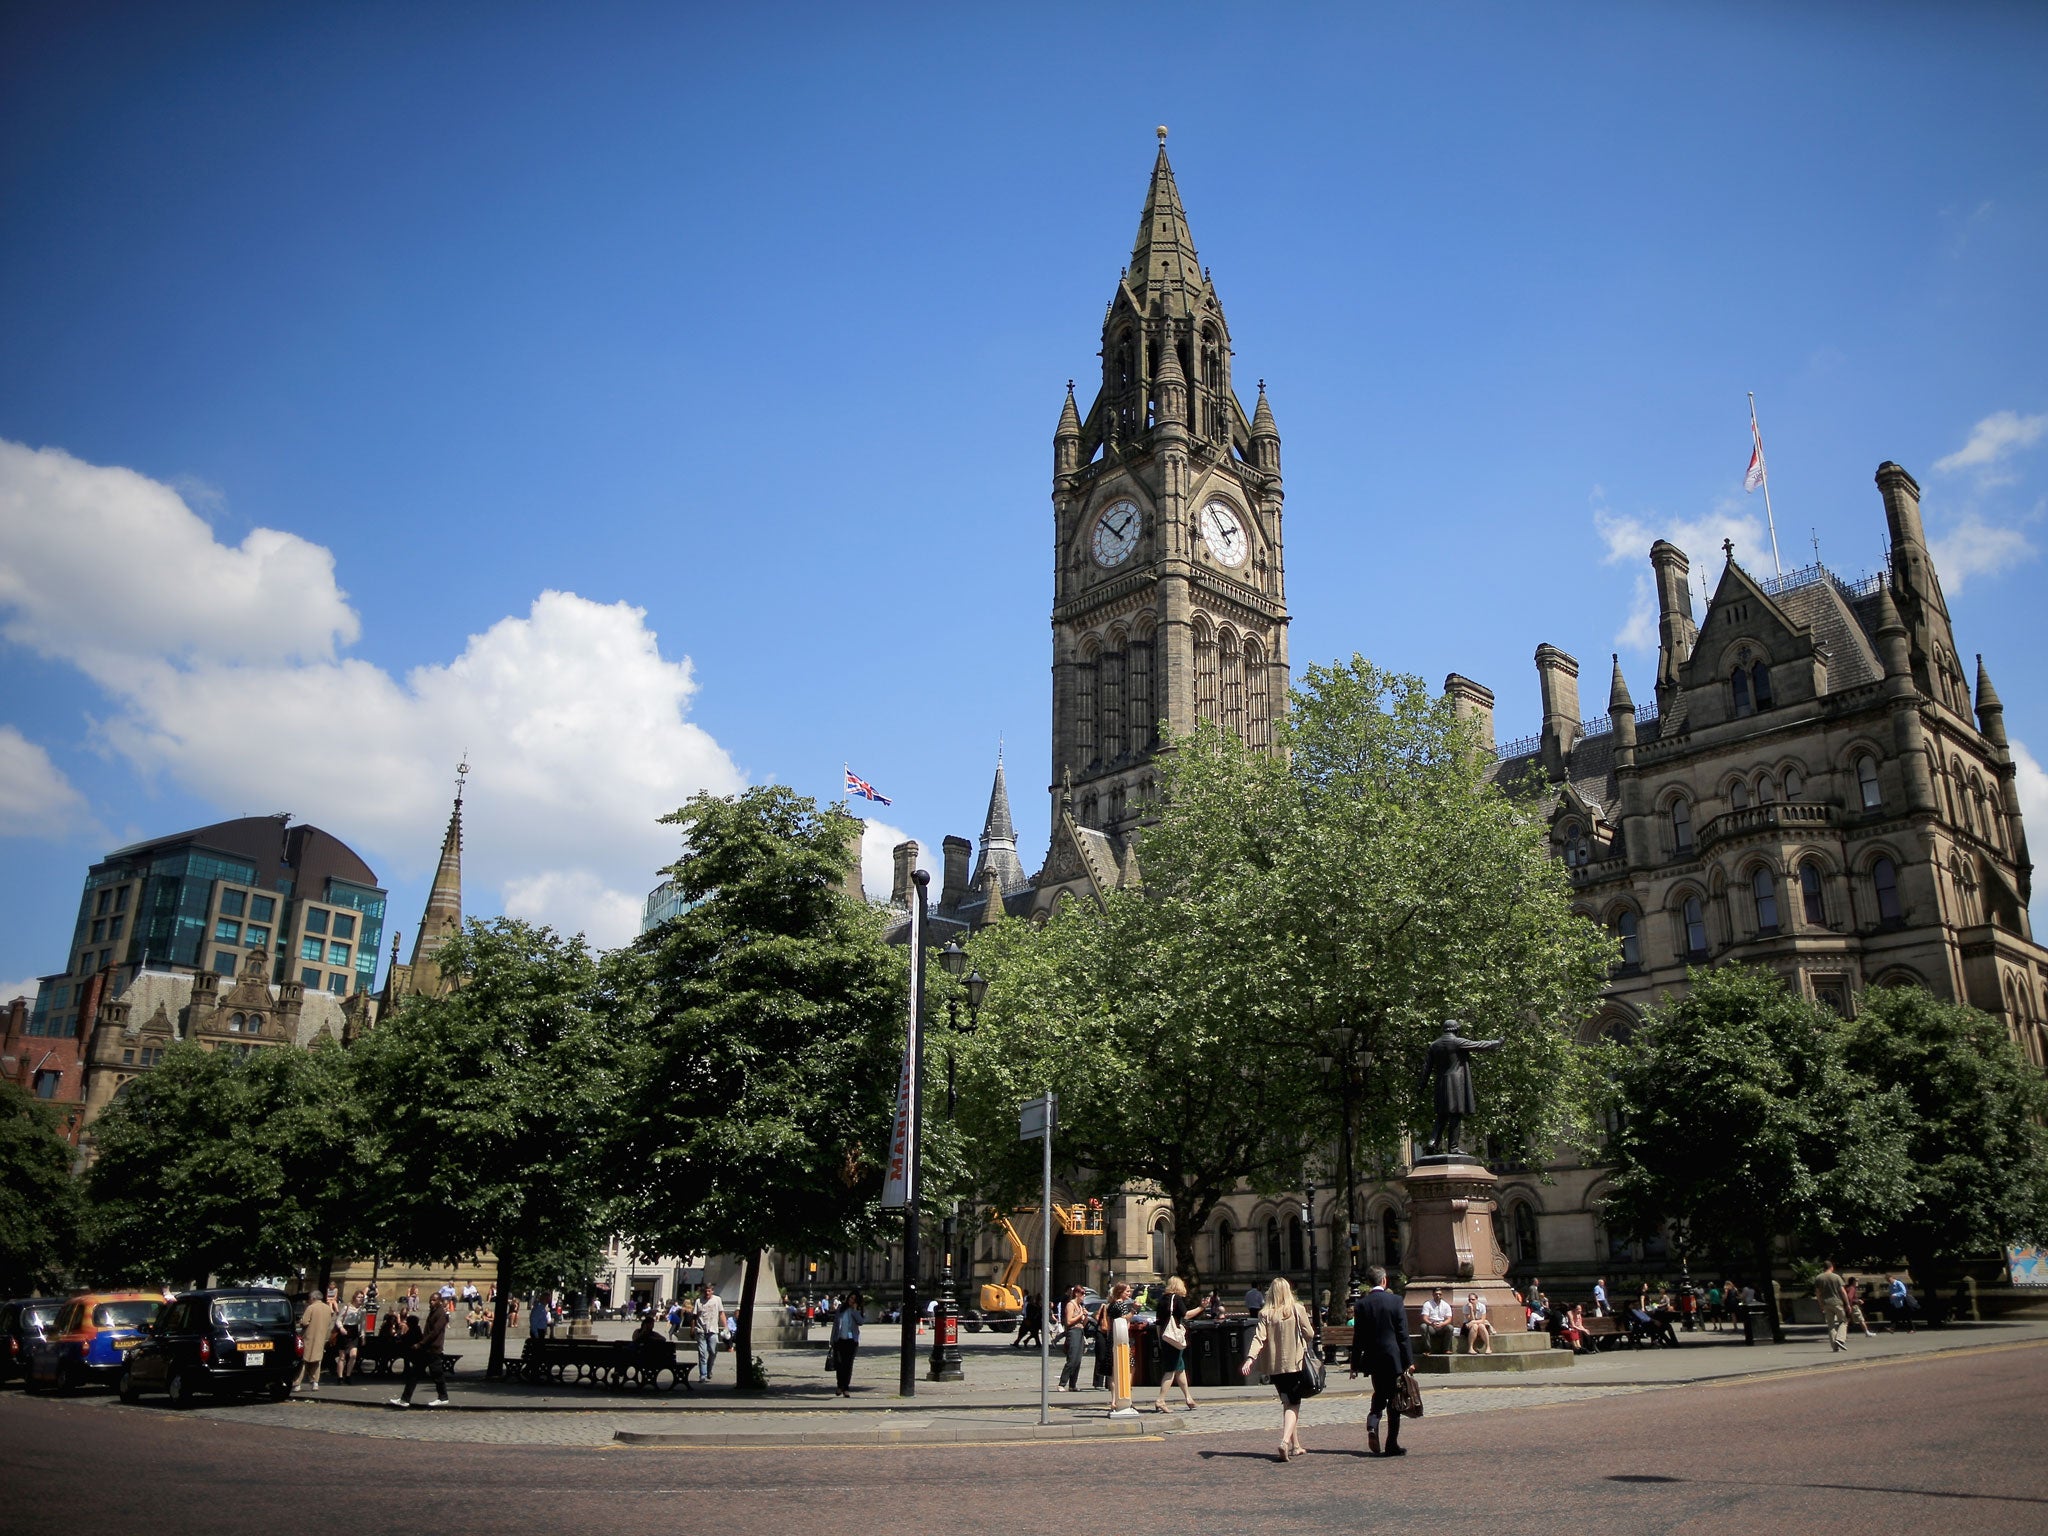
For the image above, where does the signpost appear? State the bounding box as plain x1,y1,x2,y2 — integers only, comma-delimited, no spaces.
1019,1092,1056,1426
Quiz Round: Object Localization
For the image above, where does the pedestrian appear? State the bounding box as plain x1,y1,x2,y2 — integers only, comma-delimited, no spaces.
1243,1282,1265,1317
389,1300,451,1408
1238,1276,1314,1463
334,1291,364,1382
667,1298,684,1341
1151,1276,1197,1413
1056,1286,1087,1391
1813,1258,1850,1353
829,1289,865,1397
1350,1265,1415,1457
1592,1276,1609,1317
1887,1274,1915,1333
1197,1292,1225,1320
1095,1283,1134,1395
1013,1292,1042,1350
1418,1286,1455,1354
695,1282,726,1383
528,1293,551,1341
1463,1292,1494,1354
1844,1276,1873,1337
295,1287,337,1393
404,1284,421,1317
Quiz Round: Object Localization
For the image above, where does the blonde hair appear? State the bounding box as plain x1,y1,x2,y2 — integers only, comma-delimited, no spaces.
1264,1276,1299,1317
1165,1276,1187,1297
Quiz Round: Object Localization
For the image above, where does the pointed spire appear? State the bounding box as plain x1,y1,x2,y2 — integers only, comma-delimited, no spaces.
1056,380,1081,439
1128,127,1205,316
1251,379,1277,437
1153,319,1186,428
1976,654,2008,745
407,761,466,995
1608,654,1635,713
971,745,1025,894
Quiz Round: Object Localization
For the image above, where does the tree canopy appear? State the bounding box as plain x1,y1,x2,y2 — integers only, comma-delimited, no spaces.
0,1080,81,1294
610,786,905,1380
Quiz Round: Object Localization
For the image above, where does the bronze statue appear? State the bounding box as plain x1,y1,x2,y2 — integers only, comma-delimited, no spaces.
1420,1022,1501,1156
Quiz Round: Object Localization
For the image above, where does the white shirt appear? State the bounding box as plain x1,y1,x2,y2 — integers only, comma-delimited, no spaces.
1464,1297,1489,1322
1421,1297,1452,1327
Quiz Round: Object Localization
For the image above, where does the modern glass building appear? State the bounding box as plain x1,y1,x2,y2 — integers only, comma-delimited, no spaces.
33,815,386,1040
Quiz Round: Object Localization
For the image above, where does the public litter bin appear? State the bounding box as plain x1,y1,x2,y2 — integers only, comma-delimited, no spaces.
1215,1317,1253,1381
1186,1320,1224,1387
1740,1301,1780,1345
1128,1319,1159,1388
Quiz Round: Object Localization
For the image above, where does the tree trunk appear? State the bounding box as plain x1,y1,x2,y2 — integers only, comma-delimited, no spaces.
1754,1232,1783,1342
1171,1187,1205,1287
486,1250,513,1380
734,1251,762,1387
1332,1095,1358,1307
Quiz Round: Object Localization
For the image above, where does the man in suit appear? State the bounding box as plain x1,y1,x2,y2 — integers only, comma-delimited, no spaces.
1351,1266,1415,1456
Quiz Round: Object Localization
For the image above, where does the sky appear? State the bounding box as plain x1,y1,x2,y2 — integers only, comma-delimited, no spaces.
2,1,2045,1000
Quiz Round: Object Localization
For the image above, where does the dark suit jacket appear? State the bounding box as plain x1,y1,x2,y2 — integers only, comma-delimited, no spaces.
1353,1288,1413,1375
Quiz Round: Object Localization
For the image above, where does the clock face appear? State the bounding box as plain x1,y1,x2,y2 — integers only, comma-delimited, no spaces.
1199,500,1248,568
1091,500,1141,568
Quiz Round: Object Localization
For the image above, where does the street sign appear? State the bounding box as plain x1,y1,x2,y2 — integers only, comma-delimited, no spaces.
1019,1094,1056,1141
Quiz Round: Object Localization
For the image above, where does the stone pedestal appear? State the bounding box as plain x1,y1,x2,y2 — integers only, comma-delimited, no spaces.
1398,1156,1526,1336
705,1252,806,1347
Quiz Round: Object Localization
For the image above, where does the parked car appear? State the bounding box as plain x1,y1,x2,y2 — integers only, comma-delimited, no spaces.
1,1298,63,1386
119,1287,302,1406
24,1292,162,1393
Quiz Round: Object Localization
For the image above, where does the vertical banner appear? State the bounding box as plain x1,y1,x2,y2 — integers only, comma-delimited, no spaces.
879,889,922,1208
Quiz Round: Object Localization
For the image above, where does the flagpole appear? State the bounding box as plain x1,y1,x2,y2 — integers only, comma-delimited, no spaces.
1750,391,1783,577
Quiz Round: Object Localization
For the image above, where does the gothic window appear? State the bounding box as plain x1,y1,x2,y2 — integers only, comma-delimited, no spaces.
1101,636,1125,764
1757,774,1776,805
1287,1215,1305,1272
1512,1202,1540,1264
1265,1217,1282,1272
1561,822,1590,867
1856,755,1882,810
1244,637,1269,750
1127,633,1154,757
1731,780,1750,810
1670,798,1694,855
1731,667,1753,717
1076,648,1098,766
1751,662,1773,710
1683,896,1708,957
1800,862,1827,926
1873,858,1902,924
1380,1208,1401,1271
1752,868,1781,935
1615,909,1640,968
1151,1221,1170,1276
1784,767,1803,801
1194,618,1219,724
1200,324,1225,439
1219,629,1244,743
1214,1219,1233,1275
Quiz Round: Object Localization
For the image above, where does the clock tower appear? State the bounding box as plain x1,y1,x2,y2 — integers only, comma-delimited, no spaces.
1049,129,1290,841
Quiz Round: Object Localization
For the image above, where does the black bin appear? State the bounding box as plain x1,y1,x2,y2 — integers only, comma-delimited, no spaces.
1185,1320,1224,1387
1740,1301,1780,1345
1127,1319,1159,1388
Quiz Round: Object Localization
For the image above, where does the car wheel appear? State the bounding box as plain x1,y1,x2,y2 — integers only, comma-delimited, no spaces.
268,1380,291,1402
54,1362,79,1396
166,1369,195,1408
118,1367,140,1404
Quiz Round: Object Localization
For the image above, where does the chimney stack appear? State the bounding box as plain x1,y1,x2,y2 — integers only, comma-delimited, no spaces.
940,835,972,912
1444,673,1496,755
1536,644,1581,777
890,841,920,909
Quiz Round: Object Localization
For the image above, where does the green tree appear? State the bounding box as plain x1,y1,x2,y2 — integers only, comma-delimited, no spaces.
610,788,904,1384
352,919,622,1378
1839,985,2048,1282
83,1040,358,1288
0,1080,82,1293
1602,964,1914,1332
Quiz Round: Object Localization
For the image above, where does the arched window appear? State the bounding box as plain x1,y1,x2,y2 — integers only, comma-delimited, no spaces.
1784,767,1804,801
1670,798,1694,854
229,1012,245,1033
1800,863,1826,926
1380,1208,1401,1271
1731,667,1753,717
1219,630,1244,743
1265,1217,1282,1273
1194,620,1219,724
1512,1203,1540,1264
1752,868,1781,933
1126,631,1153,758
1757,774,1777,805
1100,635,1125,764
1214,1220,1234,1276
1751,662,1773,709
1075,648,1098,766
1856,756,1882,810
1731,781,1750,810
1615,909,1640,968
246,1015,261,1035
1682,896,1708,957
1244,637,1270,750
1288,1216,1305,1272
1151,1221,1170,1277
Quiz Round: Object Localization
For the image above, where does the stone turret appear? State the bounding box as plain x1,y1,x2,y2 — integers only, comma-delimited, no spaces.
1649,540,1696,715
1536,645,1581,777
971,750,1026,893
1054,382,1082,478
1249,381,1281,475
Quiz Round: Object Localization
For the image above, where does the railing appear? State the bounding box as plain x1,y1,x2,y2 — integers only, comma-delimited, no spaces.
1694,801,1834,853
1757,560,1886,603
1496,733,1540,762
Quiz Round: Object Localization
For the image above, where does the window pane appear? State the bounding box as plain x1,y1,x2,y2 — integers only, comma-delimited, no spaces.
331,913,356,940
244,926,269,949
1753,870,1779,931
300,967,322,988
1732,782,1749,809
1858,758,1882,810
301,937,323,961
212,951,238,976
305,908,328,935
109,915,124,941
1800,865,1825,924
1874,858,1902,922
328,942,350,967
1684,898,1706,953
1752,663,1773,708
329,972,347,994
1785,768,1803,801
214,919,241,943
250,895,275,922
1732,670,1751,715
219,889,245,918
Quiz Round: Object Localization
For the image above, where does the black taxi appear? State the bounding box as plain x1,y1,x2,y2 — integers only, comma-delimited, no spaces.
119,1287,301,1406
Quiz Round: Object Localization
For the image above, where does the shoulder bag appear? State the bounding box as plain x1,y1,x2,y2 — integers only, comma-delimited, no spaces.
1161,1298,1187,1350
1295,1309,1327,1398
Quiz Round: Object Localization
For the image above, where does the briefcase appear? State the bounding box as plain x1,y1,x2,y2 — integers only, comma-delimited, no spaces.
1396,1371,1424,1419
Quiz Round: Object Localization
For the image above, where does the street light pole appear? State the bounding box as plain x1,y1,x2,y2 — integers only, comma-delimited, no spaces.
1304,1178,1320,1331
929,940,984,1383
896,872,929,1397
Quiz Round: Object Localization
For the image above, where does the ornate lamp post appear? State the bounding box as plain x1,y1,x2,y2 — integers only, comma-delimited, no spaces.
1303,1177,1321,1331
929,939,987,1382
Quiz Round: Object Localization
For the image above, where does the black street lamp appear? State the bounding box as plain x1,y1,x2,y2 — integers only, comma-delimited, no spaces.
929,938,987,1382
1303,1178,1321,1331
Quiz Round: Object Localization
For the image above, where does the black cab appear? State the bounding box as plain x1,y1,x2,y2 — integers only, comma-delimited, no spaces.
119,1287,301,1406
0,1298,63,1385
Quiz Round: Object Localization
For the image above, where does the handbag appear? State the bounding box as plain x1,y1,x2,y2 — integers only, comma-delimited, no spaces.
1396,1370,1424,1418
1295,1311,1327,1398
1161,1302,1187,1350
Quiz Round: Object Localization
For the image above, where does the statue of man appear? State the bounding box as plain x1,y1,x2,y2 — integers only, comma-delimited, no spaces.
1420,1022,1502,1156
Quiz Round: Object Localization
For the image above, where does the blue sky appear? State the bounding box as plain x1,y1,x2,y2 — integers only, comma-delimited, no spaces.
2,2,2045,997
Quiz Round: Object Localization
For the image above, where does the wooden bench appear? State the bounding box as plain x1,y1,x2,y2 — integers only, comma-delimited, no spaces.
1577,1315,1631,1350
352,1335,463,1376
1319,1324,1354,1365
517,1336,690,1392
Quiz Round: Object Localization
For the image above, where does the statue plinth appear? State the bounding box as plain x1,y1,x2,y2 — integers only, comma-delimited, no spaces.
1398,1157,1526,1333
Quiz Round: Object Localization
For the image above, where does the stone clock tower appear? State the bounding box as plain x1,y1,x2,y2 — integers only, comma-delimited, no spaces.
1049,129,1290,841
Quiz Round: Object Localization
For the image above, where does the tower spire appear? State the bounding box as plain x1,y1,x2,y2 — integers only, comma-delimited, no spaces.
1128,127,1205,317
407,759,467,996
972,746,1024,893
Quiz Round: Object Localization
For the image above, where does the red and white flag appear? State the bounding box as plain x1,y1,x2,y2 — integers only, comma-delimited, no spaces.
1744,411,1768,493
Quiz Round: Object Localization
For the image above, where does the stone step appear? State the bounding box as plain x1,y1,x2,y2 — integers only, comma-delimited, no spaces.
1415,1346,1574,1374
1412,1327,1552,1355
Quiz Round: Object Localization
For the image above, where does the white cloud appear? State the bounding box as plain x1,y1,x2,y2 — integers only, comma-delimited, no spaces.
2014,740,2048,860
0,977,42,1006
0,724,92,838
1593,498,1767,653
0,440,746,945
1929,513,2036,595
1934,410,2046,478
855,815,932,903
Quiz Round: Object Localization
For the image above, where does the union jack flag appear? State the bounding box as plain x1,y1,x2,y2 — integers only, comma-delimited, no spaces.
845,766,892,806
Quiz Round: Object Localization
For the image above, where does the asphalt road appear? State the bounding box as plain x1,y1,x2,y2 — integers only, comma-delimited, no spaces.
4,1341,2044,1536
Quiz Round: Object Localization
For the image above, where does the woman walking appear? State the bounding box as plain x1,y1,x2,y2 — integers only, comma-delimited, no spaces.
1056,1286,1087,1391
1095,1283,1134,1396
1151,1276,1197,1412
829,1290,865,1397
1239,1276,1314,1461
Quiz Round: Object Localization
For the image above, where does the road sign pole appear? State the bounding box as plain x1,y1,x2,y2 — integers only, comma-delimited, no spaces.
1041,1093,1053,1426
